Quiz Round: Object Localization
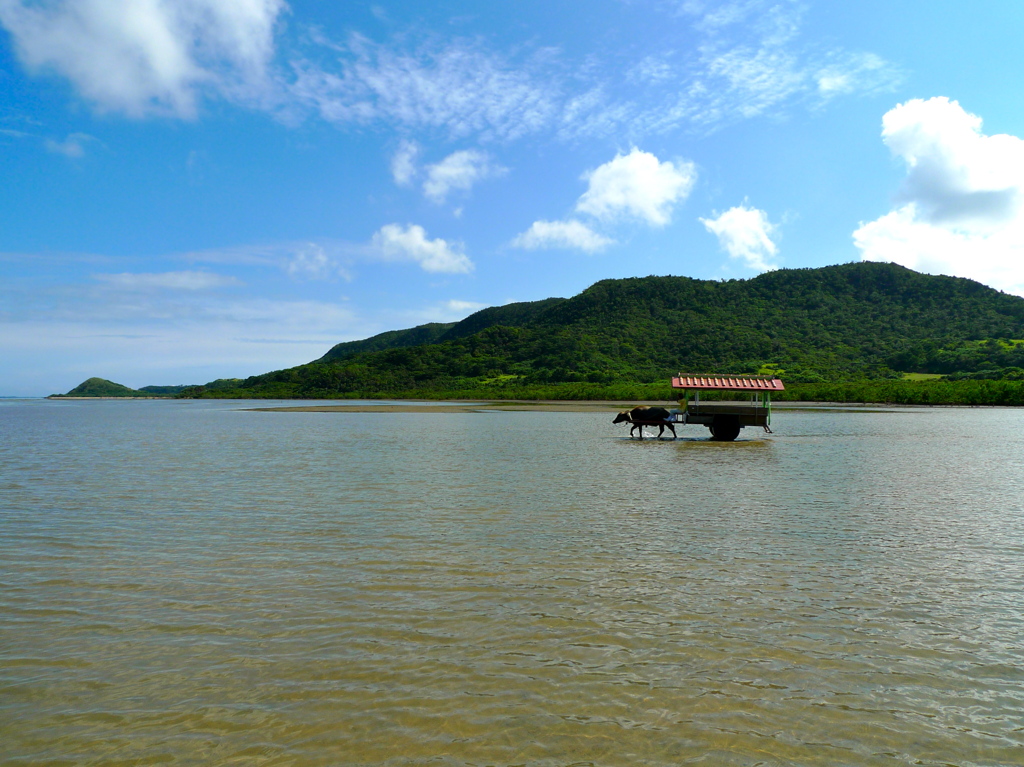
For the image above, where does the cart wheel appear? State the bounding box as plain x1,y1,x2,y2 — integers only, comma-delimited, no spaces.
710,416,741,441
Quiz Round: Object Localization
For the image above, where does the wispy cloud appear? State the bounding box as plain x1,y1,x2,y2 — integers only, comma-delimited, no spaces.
289,33,559,141
815,52,894,98
0,298,364,394
558,0,902,138
390,138,420,186
0,0,900,140
44,131,97,157
285,243,353,281
182,233,472,278
422,149,507,203
93,270,242,290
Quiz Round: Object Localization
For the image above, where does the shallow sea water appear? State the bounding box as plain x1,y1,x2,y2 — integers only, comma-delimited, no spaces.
2,399,1024,766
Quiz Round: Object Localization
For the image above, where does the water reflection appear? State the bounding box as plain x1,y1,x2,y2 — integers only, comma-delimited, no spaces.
1,402,1023,765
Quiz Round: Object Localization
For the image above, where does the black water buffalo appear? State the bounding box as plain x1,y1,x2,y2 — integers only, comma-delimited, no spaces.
612,406,677,440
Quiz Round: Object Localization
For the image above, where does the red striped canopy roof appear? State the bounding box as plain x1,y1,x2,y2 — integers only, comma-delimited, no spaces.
671,375,785,391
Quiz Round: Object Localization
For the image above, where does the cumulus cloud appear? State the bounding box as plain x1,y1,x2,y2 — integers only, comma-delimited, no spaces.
511,219,614,253
700,205,778,271
422,149,506,203
0,0,285,117
371,224,472,274
511,148,691,252
93,270,242,290
854,97,1024,295
390,139,420,187
576,148,696,226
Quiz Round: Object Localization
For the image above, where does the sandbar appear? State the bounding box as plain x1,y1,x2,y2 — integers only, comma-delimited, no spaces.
245,400,895,414
247,400,633,413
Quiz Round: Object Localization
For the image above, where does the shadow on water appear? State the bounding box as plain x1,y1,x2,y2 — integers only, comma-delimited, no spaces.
617,434,774,447
673,436,773,449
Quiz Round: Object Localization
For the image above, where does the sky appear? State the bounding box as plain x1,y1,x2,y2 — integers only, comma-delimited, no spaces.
2,0,1024,396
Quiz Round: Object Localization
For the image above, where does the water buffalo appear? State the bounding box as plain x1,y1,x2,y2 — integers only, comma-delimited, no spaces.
612,406,677,440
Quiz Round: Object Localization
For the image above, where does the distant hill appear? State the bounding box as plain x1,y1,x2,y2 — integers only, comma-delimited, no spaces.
319,322,455,362
138,385,191,395
160,262,1024,399
53,380,201,398
317,298,567,363
435,297,567,341
53,377,142,397
172,378,246,398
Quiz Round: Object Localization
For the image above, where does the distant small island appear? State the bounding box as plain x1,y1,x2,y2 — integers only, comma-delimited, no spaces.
49,377,242,399
54,263,1024,406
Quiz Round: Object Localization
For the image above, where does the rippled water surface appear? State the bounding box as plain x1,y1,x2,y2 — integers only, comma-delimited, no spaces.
2,399,1024,766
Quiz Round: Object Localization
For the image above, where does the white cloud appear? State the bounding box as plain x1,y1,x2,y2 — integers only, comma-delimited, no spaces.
93,270,242,290
181,236,472,278
0,299,362,395
377,298,490,332
287,6,898,142
697,45,806,121
390,139,420,187
854,97,1024,295
511,219,614,253
1,1,899,140
511,148,693,253
371,224,472,274
816,52,892,98
576,148,695,226
285,243,351,281
628,54,675,85
700,204,778,271
442,299,487,314
612,2,902,136
0,0,285,118
44,132,96,157
290,34,558,140
422,149,506,203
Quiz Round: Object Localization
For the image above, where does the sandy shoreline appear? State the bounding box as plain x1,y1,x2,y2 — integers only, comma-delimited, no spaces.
247,400,633,413
246,400,899,413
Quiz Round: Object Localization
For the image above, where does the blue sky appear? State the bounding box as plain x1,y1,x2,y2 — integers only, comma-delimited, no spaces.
3,0,1024,396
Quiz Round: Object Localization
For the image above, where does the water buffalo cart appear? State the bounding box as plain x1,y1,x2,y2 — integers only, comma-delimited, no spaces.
671,375,784,441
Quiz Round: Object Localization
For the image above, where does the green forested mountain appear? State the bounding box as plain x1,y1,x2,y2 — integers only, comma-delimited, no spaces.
137,385,191,395
318,298,568,362
319,322,456,362
435,297,567,341
184,262,1024,400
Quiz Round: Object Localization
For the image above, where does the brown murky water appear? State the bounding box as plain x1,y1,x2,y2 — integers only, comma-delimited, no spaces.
2,400,1024,765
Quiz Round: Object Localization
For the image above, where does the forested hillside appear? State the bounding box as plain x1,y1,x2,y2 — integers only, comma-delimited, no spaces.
180,262,1024,400
52,377,142,397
